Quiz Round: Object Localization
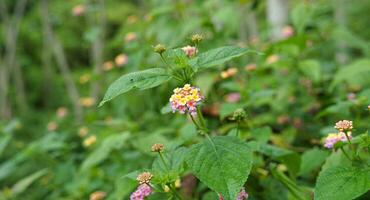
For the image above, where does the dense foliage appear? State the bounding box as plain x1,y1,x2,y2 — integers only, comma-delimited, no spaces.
0,0,369,200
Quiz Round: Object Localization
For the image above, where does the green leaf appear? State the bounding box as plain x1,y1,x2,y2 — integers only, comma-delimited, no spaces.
298,59,321,83
186,136,252,200
270,165,311,200
315,166,370,200
298,148,329,177
291,3,311,34
152,147,188,183
0,133,12,157
162,48,189,68
191,46,253,71
81,132,130,170
219,103,244,119
250,126,272,144
258,144,301,177
160,102,172,114
330,59,370,91
152,147,188,173
99,68,171,106
12,169,48,196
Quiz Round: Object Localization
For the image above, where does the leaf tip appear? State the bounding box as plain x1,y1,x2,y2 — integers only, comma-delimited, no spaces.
98,101,106,107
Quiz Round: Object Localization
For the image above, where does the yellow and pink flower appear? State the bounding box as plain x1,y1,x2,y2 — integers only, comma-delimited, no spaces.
169,84,204,116
324,132,352,149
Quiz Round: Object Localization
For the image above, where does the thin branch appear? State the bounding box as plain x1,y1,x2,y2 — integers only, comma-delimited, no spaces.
40,0,83,122
88,0,106,100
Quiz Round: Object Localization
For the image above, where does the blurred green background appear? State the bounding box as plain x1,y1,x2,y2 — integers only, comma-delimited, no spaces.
0,0,369,199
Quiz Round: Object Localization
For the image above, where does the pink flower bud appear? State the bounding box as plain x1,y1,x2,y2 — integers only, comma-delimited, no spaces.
181,45,198,57
72,4,86,17
130,184,152,200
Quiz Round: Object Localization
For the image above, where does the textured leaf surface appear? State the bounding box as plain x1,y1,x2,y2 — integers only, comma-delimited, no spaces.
191,46,253,71
99,68,171,106
315,166,370,200
299,148,329,176
186,136,252,200
152,147,188,183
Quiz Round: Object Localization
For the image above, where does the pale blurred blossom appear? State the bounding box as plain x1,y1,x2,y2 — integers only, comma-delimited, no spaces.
244,64,256,71
90,191,106,200
78,126,89,137
83,135,97,147
225,93,241,103
282,25,294,38
181,45,198,57
266,54,279,64
72,4,86,16
79,97,96,107
347,93,356,101
221,68,238,79
56,107,68,118
47,121,58,132
125,32,137,43
115,54,128,67
103,61,114,71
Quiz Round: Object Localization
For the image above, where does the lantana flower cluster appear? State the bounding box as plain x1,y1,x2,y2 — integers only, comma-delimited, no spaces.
130,184,152,200
169,84,204,116
219,187,249,200
323,120,353,149
324,132,352,149
130,172,153,200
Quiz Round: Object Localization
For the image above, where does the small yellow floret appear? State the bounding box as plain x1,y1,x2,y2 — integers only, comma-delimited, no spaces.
183,84,191,90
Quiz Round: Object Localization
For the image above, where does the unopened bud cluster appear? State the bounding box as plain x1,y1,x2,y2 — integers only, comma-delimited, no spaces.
151,143,164,152
154,44,166,54
334,120,353,132
136,172,153,184
231,108,247,121
191,34,203,44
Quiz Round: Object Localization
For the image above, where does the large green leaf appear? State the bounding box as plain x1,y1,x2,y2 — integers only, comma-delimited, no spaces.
258,144,301,177
190,46,253,71
152,147,188,184
291,3,312,34
299,148,329,177
298,59,321,83
12,169,48,196
315,166,370,200
81,132,130,170
330,59,370,91
185,136,252,200
99,68,171,106
152,147,188,174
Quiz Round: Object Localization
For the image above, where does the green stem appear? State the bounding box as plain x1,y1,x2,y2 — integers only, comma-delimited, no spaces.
340,147,352,161
160,54,183,81
169,184,182,200
189,114,200,129
344,131,355,153
196,107,206,129
236,121,240,137
159,152,170,171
